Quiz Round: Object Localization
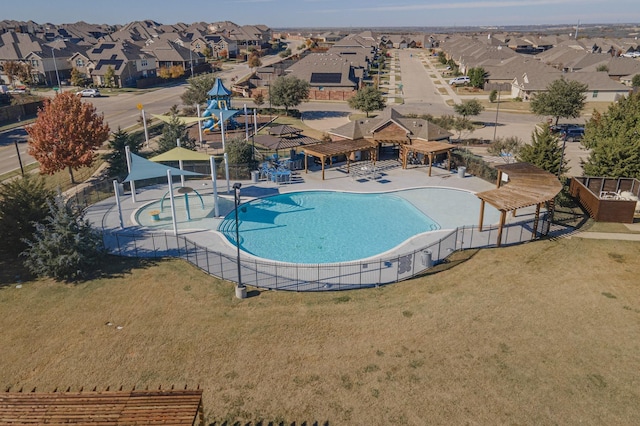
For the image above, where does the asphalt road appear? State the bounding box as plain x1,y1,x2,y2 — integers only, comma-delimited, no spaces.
0,45,301,176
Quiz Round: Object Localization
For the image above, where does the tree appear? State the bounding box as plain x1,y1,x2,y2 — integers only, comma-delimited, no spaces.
105,127,143,178
22,195,104,282
453,99,484,119
269,75,310,115
451,117,476,141
253,92,265,108
202,45,213,60
16,62,33,87
489,89,498,103
596,64,609,72
582,92,640,178
3,61,23,86
487,136,523,163
529,77,587,126
103,65,116,88
348,86,386,117
181,73,218,107
517,123,568,176
26,92,110,183
632,74,640,88
157,112,196,153
467,67,486,89
0,175,55,259
70,67,84,87
225,137,253,165
248,53,262,69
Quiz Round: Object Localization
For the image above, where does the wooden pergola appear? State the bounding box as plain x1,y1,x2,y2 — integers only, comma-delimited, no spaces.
0,389,205,425
304,139,378,180
476,162,562,247
399,140,454,176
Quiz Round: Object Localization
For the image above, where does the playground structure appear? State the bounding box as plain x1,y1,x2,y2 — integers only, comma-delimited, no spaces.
201,78,241,133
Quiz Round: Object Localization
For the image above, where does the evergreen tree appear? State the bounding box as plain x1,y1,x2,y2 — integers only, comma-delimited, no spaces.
103,66,116,88
157,113,196,153
518,124,568,176
468,67,486,89
22,195,104,281
348,86,386,117
225,137,253,165
105,127,143,178
0,175,55,259
582,92,640,178
70,67,84,87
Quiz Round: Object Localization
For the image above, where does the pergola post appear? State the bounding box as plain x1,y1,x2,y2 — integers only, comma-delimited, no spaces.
532,203,541,240
496,210,507,247
427,153,434,176
496,170,503,188
321,156,326,180
304,152,308,174
447,150,451,172
478,199,485,231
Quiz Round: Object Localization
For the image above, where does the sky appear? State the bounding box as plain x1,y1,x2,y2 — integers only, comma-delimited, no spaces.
3,0,639,28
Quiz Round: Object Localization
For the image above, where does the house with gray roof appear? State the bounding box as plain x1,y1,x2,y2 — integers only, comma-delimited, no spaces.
84,41,156,87
511,71,630,102
284,52,361,93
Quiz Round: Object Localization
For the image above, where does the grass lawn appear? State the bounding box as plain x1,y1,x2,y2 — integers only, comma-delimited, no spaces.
1,237,640,424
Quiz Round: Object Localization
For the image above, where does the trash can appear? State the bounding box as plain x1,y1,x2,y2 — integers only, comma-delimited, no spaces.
458,166,466,178
421,250,433,268
117,183,125,195
251,170,260,183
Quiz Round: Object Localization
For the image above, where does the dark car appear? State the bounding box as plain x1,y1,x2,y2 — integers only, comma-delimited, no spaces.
560,127,585,142
550,123,582,134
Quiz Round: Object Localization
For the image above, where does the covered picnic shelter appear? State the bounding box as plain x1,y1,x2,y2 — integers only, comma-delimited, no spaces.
475,162,562,247
400,140,454,176
303,139,378,180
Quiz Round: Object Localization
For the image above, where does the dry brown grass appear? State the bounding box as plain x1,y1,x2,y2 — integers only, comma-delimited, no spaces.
1,238,640,425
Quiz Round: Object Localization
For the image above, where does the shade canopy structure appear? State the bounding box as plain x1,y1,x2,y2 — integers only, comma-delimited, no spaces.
268,125,303,137
123,153,203,182
254,134,321,152
475,162,562,247
303,139,377,180
149,147,212,162
399,140,454,176
151,114,205,125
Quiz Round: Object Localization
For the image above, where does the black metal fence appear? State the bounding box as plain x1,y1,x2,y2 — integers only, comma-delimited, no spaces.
99,213,554,292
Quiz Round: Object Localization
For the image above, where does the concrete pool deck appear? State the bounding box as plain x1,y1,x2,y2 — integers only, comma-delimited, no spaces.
85,159,543,266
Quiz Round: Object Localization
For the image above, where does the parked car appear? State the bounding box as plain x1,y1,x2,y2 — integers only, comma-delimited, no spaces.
76,88,101,97
560,127,585,142
449,76,470,86
550,123,583,134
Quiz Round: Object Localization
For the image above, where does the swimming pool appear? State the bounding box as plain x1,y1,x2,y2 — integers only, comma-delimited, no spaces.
218,189,499,264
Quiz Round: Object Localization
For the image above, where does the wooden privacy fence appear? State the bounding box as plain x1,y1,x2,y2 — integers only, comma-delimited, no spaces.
570,177,640,223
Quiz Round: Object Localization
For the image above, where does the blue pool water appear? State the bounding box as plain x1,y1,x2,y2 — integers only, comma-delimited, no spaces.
219,191,441,264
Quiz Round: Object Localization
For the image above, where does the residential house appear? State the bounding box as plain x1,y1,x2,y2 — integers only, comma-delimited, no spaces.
142,40,204,78
85,41,156,87
511,71,630,102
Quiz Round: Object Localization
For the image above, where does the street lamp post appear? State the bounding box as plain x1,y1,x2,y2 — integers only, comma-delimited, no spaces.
51,45,62,92
233,182,246,299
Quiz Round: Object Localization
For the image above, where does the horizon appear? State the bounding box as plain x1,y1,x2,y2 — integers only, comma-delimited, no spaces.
3,0,639,29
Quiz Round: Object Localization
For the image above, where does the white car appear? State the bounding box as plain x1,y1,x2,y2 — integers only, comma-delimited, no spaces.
449,76,470,86
76,88,101,97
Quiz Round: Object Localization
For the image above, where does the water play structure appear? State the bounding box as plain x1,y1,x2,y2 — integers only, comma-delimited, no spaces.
201,79,241,133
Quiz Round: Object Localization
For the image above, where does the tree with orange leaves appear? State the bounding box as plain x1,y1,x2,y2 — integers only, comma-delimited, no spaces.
26,92,110,184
